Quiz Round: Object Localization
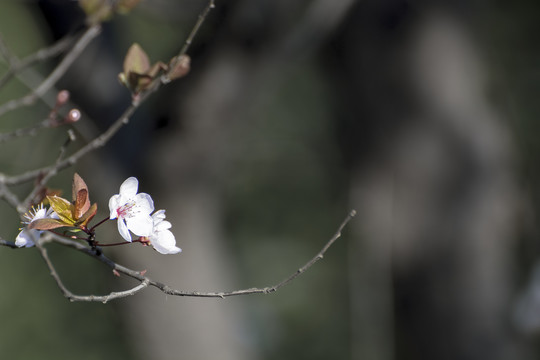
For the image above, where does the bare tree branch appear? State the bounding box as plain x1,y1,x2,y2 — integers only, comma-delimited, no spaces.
37,210,356,302
0,1,351,309
36,239,150,303
164,0,215,83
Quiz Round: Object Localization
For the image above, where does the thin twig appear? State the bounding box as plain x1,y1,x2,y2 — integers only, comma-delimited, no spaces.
0,118,51,143
2,30,169,187
0,32,77,90
180,0,215,58
1,2,217,187
43,210,356,302
55,129,76,164
163,0,215,83
5,101,138,187
0,34,16,66
19,129,77,208
0,181,21,210
0,25,101,117
36,238,150,303
5,0,347,305
0,238,18,249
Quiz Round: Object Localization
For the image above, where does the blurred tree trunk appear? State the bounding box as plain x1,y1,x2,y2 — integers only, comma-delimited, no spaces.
333,2,530,359
120,49,261,360
121,1,355,358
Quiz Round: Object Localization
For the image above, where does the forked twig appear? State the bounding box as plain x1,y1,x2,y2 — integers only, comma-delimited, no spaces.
0,25,101,117
1,0,216,188
0,32,77,90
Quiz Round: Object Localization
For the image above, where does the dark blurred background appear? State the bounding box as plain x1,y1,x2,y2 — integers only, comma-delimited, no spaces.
1,0,540,359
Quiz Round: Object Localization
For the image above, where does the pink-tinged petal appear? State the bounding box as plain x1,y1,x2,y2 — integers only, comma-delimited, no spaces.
108,195,121,219
151,230,181,254
118,218,132,242
125,214,153,236
119,177,139,198
133,193,154,214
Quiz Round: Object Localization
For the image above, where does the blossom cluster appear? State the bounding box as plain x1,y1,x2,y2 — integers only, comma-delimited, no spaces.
16,175,181,255
109,177,181,254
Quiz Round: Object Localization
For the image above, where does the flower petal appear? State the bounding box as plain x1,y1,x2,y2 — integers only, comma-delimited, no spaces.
15,229,38,248
152,210,166,222
117,218,132,242
34,207,49,220
133,193,154,214
155,219,172,231
109,195,120,219
125,214,153,236
119,177,139,198
151,229,181,254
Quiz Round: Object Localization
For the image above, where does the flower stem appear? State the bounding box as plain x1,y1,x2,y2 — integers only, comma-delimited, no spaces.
95,239,146,247
48,229,88,241
89,216,110,232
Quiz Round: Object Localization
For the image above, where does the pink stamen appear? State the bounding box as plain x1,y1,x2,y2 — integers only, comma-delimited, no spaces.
117,201,136,218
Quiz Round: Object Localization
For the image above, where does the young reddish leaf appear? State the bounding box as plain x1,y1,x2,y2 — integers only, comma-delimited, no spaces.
119,45,171,94
147,61,168,78
127,72,153,94
28,218,69,231
119,44,156,93
72,173,88,199
124,43,150,76
78,203,98,227
47,195,75,225
122,61,167,93
72,173,91,218
74,189,89,219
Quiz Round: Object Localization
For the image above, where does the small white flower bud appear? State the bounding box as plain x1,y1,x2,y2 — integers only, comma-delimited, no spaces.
66,109,81,123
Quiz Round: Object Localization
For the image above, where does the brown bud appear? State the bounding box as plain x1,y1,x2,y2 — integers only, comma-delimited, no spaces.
166,55,191,82
56,90,70,107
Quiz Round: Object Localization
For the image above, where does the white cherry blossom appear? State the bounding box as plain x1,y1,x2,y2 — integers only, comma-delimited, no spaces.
148,210,181,254
16,204,58,248
109,177,154,242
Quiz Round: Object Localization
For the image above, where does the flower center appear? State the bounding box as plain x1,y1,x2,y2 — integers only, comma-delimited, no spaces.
22,204,44,224
117,201,137,218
